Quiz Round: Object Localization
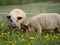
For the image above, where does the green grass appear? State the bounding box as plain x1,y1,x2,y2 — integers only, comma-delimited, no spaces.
0,2,60,45
0,2,60,21
0,2,60,14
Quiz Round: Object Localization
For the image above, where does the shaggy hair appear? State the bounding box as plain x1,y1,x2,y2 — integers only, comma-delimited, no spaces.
21,13,60,34
7,9,26,29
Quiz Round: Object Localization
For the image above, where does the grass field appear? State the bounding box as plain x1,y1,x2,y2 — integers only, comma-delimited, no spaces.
0,2,60,45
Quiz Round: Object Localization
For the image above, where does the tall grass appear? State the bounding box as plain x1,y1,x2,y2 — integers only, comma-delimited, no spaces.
0,2,60,45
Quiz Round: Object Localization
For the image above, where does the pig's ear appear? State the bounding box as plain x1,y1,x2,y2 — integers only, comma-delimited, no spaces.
21,23,28,30
7,16,11,19
24,25,28,29
6,16,13,22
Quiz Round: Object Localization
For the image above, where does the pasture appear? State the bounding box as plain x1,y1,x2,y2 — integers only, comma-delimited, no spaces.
0,2,60,45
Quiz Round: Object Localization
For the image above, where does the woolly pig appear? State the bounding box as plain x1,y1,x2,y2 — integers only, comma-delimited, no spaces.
7,9,26,29
21,13,60,34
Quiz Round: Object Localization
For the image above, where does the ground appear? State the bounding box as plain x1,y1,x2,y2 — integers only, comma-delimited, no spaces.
0,2,60,45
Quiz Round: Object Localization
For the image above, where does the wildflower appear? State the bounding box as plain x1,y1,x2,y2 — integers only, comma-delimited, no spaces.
12,43,15,45
14,41,16,44
1,33,5,35
22,38,25,41
5,33,7,35
8,41,12,44
12,41,16,45
46,38,50,40
1,33,5,37
17,32,20,34
30,37,35,40
54,36,59,39
7,32,10,34
28,43,31,45
0,35,1,37
1,23,5,26
44,33,49,39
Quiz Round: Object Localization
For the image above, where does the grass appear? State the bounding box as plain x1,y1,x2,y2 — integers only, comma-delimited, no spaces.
0,2,60,45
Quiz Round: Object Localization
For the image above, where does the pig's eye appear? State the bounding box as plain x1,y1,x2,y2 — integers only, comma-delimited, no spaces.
17,17,22,20
7,16,11,19
10,19,13,22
